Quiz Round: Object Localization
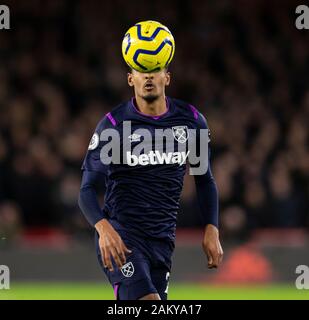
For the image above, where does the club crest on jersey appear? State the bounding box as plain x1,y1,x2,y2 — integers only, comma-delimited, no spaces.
120,261,134,277
172,126,189,143
88,133,99,150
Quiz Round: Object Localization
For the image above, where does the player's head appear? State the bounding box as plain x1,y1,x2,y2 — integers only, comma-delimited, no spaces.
127,68,170,103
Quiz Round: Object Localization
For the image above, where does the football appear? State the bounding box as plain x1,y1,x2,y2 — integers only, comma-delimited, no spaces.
122,20,175,73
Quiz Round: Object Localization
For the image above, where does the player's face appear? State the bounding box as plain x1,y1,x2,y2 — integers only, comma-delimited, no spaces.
127,69,170,102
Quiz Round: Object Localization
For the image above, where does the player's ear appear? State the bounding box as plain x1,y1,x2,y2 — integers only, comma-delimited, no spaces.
127,72,134,87
165,71,171,86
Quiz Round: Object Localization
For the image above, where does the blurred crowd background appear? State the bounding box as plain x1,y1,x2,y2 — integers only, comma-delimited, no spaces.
0,0,308,243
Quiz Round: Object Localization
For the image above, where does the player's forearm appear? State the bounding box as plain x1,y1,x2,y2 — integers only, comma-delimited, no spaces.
78,170,108,227
194,167,219,228
78,186,107,227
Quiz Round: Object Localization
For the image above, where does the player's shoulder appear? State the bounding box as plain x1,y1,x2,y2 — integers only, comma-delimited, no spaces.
170,97,208,128
95,101,129,131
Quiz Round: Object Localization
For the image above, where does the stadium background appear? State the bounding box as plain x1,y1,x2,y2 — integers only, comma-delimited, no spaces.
0,0,308,299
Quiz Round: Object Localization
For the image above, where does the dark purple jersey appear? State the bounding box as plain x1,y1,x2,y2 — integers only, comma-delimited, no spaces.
81,97,217,241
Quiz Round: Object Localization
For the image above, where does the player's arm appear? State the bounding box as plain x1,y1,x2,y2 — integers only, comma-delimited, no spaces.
192,113,223,269
78,170,131,271
194,161,223,268
78,170,107,226
78,116,132,272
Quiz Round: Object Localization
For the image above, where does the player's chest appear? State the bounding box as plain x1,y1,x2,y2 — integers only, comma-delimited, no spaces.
116,120,196,167
117,120,197,151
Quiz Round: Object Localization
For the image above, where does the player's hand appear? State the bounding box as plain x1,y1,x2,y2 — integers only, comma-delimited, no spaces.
202,224,223,269
95,219,132,272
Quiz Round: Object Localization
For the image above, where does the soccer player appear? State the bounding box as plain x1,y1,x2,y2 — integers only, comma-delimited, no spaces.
78,68,223,300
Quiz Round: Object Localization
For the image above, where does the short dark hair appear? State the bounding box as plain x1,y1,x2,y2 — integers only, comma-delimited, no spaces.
127,66,169,74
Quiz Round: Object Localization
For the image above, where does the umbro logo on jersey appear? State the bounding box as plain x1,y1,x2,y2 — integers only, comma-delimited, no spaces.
128,133,141,142
120,262,134,277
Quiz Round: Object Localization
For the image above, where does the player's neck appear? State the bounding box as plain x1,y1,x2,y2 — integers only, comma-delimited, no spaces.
135,95,167,116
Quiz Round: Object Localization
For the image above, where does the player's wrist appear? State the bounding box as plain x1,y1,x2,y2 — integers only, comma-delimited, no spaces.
95,218,109,234
204,224,219,234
